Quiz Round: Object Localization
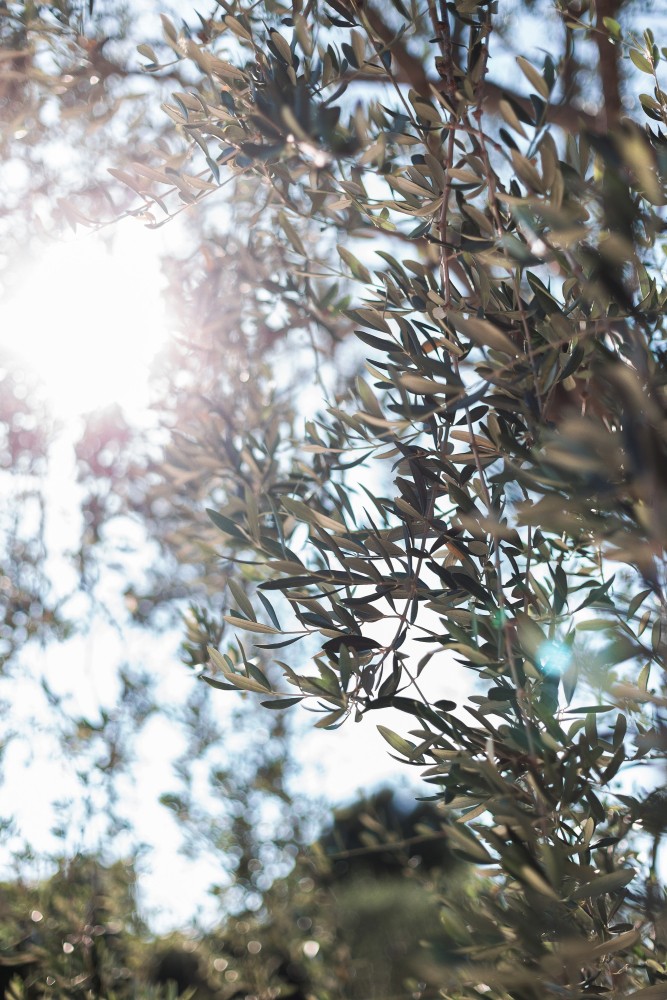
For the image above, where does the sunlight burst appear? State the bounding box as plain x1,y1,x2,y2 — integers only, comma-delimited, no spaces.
0,222,172,421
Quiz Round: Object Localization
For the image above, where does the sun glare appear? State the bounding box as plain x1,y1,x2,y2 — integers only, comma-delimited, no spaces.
0,222,172,422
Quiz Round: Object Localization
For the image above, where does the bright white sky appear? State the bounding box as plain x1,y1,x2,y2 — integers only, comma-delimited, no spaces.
0,221,171,421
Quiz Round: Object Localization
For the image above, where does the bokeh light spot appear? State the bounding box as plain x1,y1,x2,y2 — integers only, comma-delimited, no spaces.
538,640,571,675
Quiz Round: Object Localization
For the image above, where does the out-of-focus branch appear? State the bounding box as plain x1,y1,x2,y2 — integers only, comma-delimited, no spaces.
78,37,191,88
361,1,604,131
362,3,431,93
482,79,602,131
594,0,623,127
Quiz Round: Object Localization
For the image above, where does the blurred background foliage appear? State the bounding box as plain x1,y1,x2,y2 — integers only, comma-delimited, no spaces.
0,0,666,999
0,791,468,1000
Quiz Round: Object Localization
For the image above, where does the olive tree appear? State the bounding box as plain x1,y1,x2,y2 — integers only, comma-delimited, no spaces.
124,1,667,997
2,0,667,996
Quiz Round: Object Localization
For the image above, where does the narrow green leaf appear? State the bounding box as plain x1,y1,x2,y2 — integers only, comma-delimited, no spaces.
603,16,622,38
452,315,517,355
338,245,372,283
629,589,653,618
630,49,653,73
223,614,279,634
260,697,304,709
256,591,282,630
207,508,246,540
516,56,550,98
200,674,237,691
228,578,256,622
569,868,635,901
377,725,418,758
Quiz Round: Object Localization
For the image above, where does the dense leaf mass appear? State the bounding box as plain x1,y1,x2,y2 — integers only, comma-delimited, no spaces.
160,2,667,996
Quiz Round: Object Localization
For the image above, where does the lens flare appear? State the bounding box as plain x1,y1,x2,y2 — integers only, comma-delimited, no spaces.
538,640,571,675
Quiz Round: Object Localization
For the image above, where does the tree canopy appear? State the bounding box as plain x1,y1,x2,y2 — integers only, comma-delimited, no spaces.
1,1,666,999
